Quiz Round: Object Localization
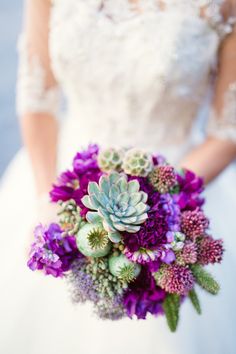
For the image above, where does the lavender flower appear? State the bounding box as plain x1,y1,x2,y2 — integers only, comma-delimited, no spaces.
27,224,82,277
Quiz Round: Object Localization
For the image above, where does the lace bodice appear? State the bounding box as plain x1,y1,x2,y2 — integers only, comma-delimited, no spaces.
16,0,236,150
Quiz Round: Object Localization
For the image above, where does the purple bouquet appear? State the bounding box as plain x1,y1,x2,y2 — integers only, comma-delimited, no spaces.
28,145,224,331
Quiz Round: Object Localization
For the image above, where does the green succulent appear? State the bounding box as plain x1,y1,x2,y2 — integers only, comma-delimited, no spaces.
82,172,149,241
122,148,154,177
108,254,141,282
76,223,111,258
98,147,124,172
57,199,84,236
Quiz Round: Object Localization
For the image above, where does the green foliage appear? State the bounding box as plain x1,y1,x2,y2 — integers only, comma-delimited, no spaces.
163,294,180,332
188,288,201,314
190,264,220,295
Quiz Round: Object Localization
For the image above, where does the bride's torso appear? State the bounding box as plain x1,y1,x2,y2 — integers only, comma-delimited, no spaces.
49,0,226,154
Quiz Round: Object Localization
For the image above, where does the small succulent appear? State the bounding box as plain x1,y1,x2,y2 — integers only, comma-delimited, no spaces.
82,172,149,241
122,148,154,177
76,223,111,257
98,147,124,172
108,254,141,282
58,199,84,236
166,231,186,251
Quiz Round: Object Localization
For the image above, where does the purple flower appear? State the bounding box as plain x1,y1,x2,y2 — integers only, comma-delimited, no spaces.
69,259,99,303
50,145,102,216
73,144,99,174
123,268,166,319
176,169,204,211
123,177,181,263
27,223,82,277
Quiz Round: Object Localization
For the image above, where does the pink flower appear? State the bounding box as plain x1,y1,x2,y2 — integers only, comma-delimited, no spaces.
156,264,194,295
197,236,224,265
181,210,209,240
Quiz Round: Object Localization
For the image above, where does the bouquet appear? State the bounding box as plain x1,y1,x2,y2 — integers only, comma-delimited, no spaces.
28,144,224,332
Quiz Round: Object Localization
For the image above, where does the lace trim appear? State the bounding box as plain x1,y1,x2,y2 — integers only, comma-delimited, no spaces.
205,1,236,38
16,34,60,118
207,82,236,142
98,0,236,38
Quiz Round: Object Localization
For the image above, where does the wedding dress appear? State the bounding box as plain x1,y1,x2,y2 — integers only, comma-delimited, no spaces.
1,1,236,353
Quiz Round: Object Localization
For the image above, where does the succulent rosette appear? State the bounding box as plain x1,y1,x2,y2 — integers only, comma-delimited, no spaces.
27,145,224,332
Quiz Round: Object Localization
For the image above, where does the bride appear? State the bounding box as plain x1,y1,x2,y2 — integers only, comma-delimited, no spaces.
1,0,236,353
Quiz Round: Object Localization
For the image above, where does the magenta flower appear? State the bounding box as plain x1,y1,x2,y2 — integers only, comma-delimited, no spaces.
123,268,166,319
73,144,99,174
176,169,204,211
123,177,181,264
50,145,102,217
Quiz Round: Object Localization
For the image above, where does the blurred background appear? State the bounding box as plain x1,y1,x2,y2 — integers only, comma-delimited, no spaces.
0,1,22,176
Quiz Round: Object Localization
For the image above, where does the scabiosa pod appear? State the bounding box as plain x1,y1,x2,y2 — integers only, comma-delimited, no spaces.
82,172,149,238
122,148,154,177
98,147,124,172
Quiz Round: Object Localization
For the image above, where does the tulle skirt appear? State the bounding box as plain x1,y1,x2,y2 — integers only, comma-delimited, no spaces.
1,125,236,354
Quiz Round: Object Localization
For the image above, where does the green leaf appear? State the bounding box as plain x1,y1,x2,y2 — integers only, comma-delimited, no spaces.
190,264,220,295
108,231,121,243
188,289,201,315
163,294,180,332
81,195,94,209
86,212,103,225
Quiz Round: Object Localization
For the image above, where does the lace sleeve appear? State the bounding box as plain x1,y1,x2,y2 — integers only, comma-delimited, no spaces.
16,0,60,118
207,0,236,143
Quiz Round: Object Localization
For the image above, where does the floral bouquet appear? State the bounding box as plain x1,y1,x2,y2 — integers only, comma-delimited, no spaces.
28,144,224,332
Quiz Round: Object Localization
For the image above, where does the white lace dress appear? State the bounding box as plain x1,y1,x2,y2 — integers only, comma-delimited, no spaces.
1,1,236,354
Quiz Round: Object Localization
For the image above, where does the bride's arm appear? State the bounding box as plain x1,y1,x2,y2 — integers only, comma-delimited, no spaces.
180,3,236,184
17,0,60,196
